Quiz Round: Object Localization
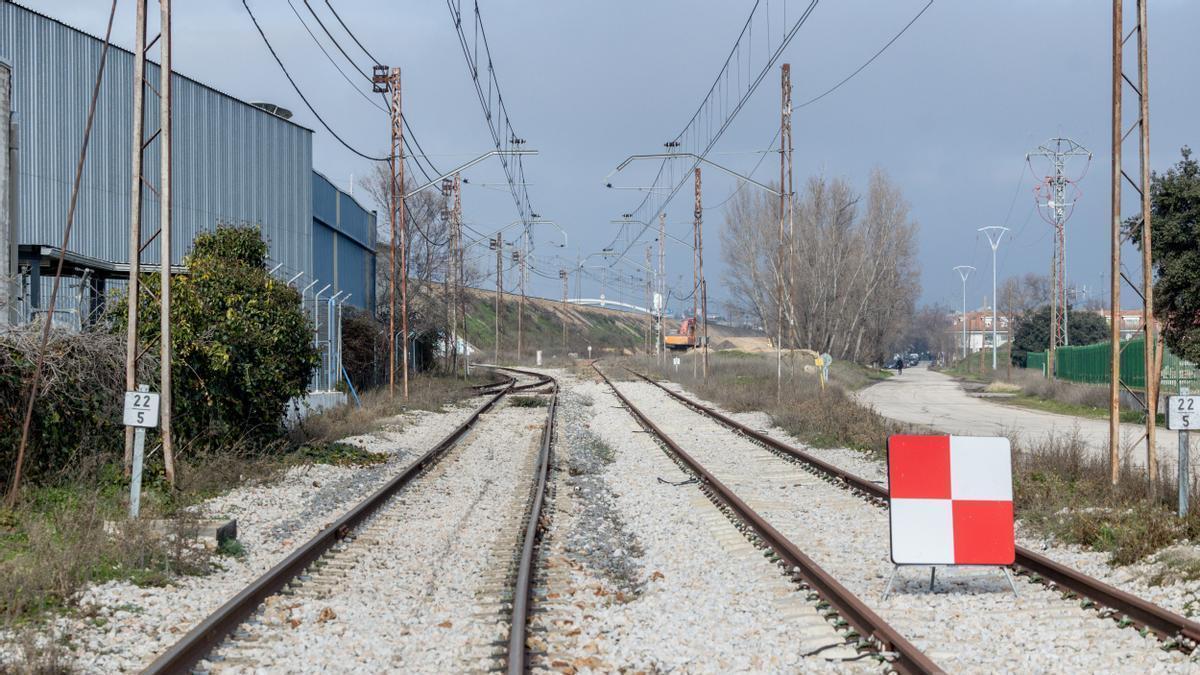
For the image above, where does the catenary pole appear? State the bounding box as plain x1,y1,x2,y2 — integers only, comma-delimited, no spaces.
1109,0,1123,485
158,0,175,484
123,0,148,476
695,168,707,380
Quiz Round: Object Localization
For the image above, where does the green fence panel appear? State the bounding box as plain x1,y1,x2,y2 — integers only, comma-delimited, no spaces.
1026,351,1047,375
1028,338,1198,393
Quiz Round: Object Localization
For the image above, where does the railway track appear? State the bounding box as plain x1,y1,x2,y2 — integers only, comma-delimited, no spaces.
143,367,556,674
612,364,1200,669
591,363,942,674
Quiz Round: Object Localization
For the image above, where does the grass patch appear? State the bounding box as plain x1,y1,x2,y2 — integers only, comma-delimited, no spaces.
508,395,548,408
291,442,387,467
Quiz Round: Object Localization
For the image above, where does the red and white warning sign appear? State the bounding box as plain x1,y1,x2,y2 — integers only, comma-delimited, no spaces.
887,435,1014,566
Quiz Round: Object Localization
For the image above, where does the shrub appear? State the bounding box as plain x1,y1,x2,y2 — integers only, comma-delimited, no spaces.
0,329,132,488
114,225,318,459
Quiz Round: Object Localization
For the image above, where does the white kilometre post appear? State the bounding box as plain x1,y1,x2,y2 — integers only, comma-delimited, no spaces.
123,384,160,518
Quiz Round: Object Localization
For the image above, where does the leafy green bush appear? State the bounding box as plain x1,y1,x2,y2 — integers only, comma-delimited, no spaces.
115,225,318,457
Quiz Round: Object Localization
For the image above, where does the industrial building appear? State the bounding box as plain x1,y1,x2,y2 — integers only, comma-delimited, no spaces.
0,1,376,333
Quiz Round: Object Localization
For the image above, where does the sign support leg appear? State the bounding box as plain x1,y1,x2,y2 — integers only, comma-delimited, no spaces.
130,426,146,519
929,567,937,592
880,566,900,602
1002,567,1018,596
1180,429,1189,517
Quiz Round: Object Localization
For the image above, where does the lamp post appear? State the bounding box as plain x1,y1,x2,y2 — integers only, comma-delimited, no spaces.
978,227,1010,370
953,266,975,360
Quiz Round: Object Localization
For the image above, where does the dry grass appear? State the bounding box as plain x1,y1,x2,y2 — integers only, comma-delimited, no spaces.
619,352,1200,569
1007,368,1113,409
622,352,907,457
0,481,210,625
1012,431,1200,567
291,372,482,446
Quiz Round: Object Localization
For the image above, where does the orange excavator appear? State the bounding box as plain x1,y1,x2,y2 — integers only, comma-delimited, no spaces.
664,317,700,351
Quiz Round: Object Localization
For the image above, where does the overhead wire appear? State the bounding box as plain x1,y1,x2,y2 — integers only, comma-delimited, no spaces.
241,0,386,161
796,0,934,108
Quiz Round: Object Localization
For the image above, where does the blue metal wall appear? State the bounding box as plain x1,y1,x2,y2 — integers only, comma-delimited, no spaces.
1,2,313,272
312,171,376,313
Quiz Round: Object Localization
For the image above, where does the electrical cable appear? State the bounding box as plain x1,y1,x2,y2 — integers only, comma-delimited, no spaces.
285,0,387,114
796,0,934,108
241,0,386,161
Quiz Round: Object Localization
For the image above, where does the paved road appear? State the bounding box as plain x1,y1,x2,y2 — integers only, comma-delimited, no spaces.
856,365,1186,474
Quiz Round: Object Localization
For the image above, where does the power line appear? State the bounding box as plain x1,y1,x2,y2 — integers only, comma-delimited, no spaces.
796,0,934,108
241,0,386,161
306,0,444,182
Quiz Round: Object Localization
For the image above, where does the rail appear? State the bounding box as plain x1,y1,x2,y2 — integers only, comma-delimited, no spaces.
594,363,942,674
626,367,1200,651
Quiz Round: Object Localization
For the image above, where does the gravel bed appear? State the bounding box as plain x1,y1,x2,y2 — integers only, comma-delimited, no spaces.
0,398,487,674
531,373,868,673
205,402,546,672
620,380,1197,673
657,380,1200,624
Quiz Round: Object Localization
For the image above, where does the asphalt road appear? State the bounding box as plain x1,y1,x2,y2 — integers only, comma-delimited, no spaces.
856,364,1189,475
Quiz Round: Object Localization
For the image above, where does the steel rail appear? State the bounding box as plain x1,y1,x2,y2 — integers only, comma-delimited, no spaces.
626,367,1200,651
144,377,519,674
505,372,558,674
594,364,943,675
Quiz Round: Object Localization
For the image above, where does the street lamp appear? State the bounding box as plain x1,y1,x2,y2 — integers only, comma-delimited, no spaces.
978,226,1010,370
953,266,975,360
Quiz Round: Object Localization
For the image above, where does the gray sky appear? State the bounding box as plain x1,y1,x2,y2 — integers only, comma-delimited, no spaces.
26,0,1200,314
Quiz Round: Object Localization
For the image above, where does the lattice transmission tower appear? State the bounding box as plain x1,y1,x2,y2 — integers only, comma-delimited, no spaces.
1027,138,1091,375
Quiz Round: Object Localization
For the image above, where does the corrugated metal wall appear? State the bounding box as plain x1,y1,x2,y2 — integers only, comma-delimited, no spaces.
1,2,313,272
312,171,375,313
0,59,14,326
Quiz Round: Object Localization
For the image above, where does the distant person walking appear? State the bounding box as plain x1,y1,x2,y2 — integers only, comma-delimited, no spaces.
896,357,904,375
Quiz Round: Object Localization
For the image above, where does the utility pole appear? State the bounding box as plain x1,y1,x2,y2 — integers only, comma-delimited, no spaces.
1111,0,1157,489
695,167,707,380
560,268,568,354
492,235,503,364
514,248,525,362
776,63,793,400
657,213,665,365
645,245,653,355
374,67,406,397
441,177,454,372
954,266,975,360
1028,137,1091,374
123,0,175,484
453,174,464,376
157,0,174,483
979,227,1010,370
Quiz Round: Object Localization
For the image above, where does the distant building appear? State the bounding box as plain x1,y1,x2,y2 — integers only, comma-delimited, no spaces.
0,1,375,328
949,308,1011,354
1099,308,1147,341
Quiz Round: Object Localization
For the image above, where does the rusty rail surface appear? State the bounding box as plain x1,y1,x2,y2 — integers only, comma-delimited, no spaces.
627,367,1200,651
145,368,554,674
504,368,558,674
594,364,942,675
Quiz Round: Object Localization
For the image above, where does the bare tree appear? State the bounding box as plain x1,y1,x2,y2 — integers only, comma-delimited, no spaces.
721,168,919,365
359,163,481,355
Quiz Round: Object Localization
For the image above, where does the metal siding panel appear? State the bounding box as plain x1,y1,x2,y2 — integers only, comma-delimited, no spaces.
313,221,334,289
3,3,313,275
336,232,367,309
